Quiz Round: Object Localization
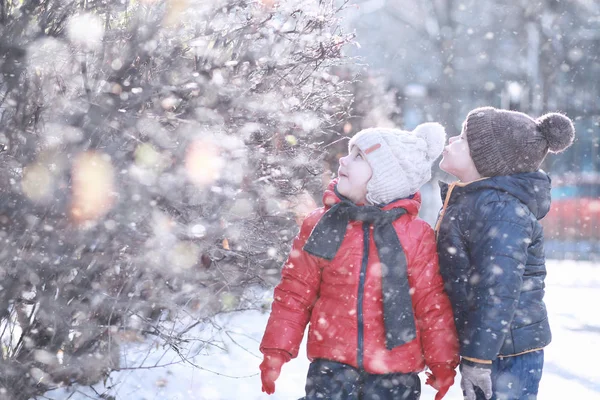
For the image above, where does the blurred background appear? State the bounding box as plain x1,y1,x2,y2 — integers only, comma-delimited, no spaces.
333,0,600,259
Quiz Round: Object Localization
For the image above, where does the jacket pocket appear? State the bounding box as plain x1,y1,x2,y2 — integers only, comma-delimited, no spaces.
507,317,551,356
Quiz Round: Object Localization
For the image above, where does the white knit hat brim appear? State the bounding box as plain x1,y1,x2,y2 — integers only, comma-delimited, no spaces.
348,124,446,205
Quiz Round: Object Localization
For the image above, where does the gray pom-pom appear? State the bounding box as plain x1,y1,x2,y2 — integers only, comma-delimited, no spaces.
413,122,446,160
536,113,575,153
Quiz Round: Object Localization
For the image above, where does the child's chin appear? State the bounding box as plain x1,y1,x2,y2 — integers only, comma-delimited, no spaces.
439,159,451,173
336,185,349,198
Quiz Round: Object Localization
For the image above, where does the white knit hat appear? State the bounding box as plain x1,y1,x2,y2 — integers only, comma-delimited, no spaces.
348,123,446,205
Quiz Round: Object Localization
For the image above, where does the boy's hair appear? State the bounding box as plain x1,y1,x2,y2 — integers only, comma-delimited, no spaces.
348,123,446,205
464,107,575,177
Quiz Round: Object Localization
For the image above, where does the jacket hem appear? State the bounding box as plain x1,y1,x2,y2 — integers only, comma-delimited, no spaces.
498,346,546,359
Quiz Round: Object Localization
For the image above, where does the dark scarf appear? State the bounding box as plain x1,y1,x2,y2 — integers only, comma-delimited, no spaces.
303,191,417,350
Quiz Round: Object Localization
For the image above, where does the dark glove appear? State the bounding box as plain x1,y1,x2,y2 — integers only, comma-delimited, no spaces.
259,350,291,395
460,359,493,400
425,363,457,400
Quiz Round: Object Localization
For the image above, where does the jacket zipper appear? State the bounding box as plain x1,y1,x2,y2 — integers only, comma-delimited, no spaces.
357,223,370,369
434,178,489,236
434,182,457,236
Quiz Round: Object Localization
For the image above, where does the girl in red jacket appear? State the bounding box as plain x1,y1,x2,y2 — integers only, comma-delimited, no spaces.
260,124,459,400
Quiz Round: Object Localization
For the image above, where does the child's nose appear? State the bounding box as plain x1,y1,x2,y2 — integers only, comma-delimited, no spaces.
449,136,458,143
339,155,348,166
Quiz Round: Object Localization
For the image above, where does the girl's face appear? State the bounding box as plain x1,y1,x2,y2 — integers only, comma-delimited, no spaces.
439,125,482,182
337,146,372,205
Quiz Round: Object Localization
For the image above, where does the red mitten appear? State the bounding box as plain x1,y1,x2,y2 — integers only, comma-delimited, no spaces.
425,363,457,400
259,350,291,395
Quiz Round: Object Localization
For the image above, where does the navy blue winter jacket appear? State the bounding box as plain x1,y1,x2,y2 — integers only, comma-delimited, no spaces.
436,171,552,360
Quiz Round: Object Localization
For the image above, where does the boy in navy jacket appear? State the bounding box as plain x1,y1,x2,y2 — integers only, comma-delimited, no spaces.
435,107,575,400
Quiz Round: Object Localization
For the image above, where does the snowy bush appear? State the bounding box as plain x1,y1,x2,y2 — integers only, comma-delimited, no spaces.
0,0,355,397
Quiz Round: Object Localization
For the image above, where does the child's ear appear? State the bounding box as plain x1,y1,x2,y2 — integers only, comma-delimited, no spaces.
413,122,446,160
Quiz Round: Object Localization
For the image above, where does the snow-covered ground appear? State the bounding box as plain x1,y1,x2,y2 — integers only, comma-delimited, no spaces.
48,260,600,400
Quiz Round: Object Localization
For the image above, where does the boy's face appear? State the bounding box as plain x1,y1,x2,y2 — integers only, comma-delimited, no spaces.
337,145,372,204
439,125,481,181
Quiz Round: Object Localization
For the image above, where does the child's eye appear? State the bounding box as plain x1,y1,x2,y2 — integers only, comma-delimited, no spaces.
356,153,363,159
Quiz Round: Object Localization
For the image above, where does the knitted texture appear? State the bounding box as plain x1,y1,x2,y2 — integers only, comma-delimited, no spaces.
348,123,446,204
465,107,575,177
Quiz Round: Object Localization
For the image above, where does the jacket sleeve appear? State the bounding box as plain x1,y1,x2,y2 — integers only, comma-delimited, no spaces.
409,222,460,369
259,209,324,359
462,200,533,360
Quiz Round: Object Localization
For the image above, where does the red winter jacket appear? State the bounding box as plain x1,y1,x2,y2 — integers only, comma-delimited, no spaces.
260,182,459,374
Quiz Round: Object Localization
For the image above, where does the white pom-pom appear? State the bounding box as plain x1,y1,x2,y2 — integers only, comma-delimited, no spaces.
413,122,446,160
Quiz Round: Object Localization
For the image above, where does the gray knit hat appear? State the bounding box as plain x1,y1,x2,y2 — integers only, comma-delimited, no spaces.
348,123,446,205
464,107,575,177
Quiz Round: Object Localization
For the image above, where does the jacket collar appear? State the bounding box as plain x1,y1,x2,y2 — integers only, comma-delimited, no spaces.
438,171,552,220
